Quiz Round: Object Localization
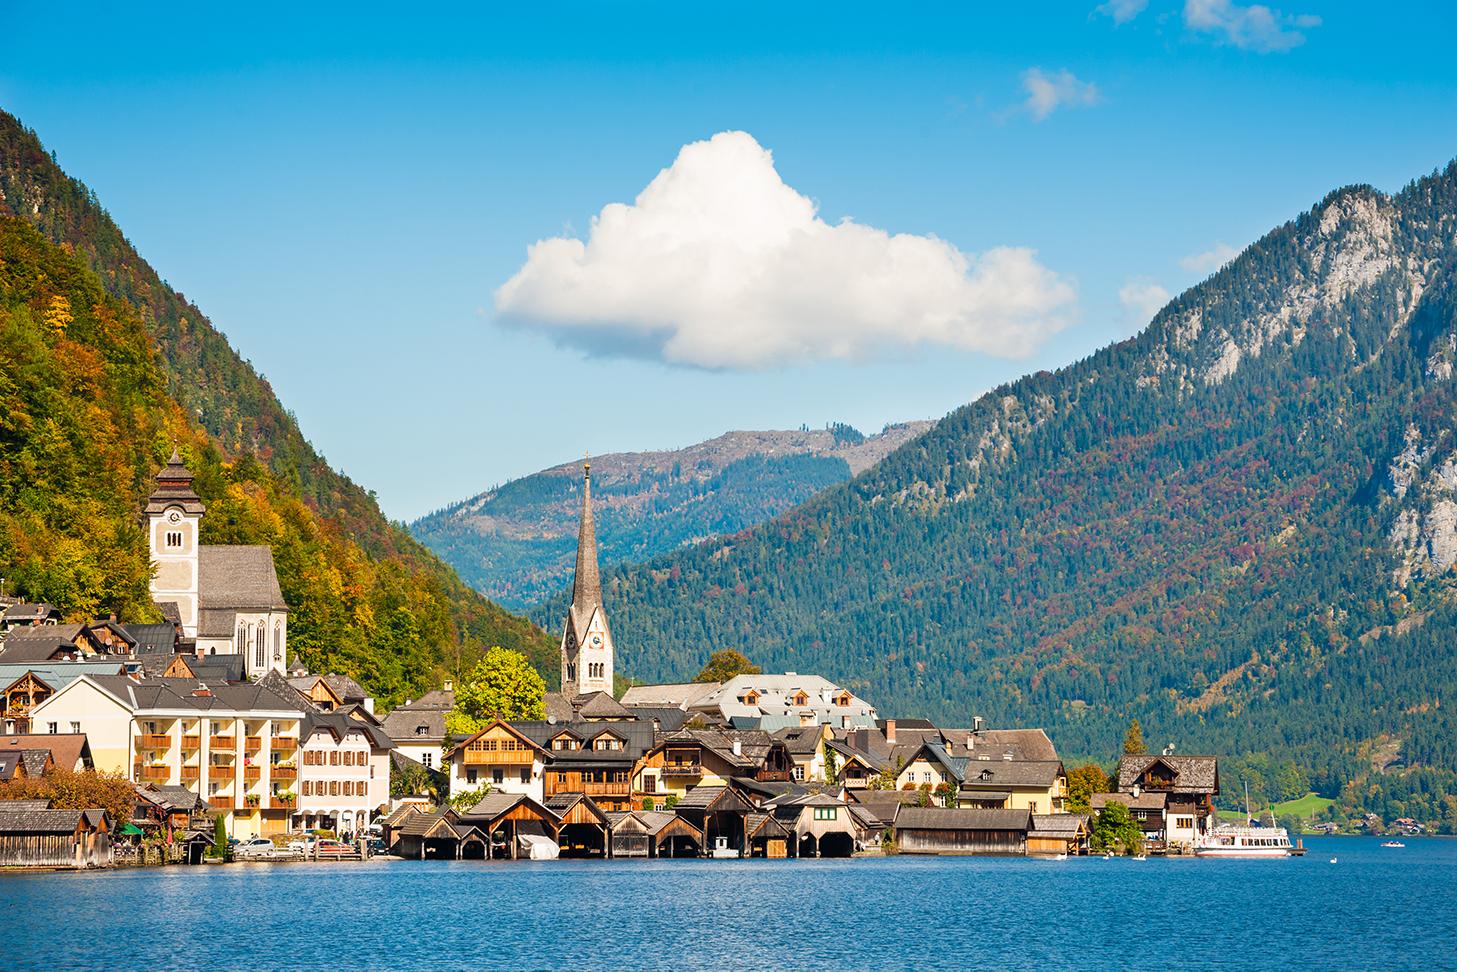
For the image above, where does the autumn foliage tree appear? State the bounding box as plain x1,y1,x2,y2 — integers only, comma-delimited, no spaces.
1123,719,1148,756
1065,763,1113,813
695,649,760,683
446,646,547,734
0,767,135,825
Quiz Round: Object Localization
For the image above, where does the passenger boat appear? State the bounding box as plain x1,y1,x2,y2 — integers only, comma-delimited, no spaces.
1194,782,1292,858
1380,840,1405,848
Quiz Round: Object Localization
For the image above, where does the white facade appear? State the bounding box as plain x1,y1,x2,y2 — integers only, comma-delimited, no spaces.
561,606,613,696
297,725,390,833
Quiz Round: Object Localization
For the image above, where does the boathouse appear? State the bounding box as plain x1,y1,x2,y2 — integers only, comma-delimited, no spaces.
0,803,112,867
893,807,1031,856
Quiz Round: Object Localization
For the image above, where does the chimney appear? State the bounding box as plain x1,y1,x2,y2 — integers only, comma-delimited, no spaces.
884,719,897,745
841,715,851,729
732,739,742,757
966,732,974,752
443,679,454,693
972,715,984,733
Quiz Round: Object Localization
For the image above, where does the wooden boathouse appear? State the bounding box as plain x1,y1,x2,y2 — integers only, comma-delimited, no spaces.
893,807,1031,856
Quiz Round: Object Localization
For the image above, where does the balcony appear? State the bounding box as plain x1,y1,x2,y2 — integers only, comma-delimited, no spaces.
244,736,263,752
208,735,235,749
270,766,296,781
180,766,200,781
207,794,234,810
138,733,171,749
664,762,703,777
244,766,262,782
271,737,297,751
463,747,535,766
242,796,261,809
273,794,297,810
136,765,170,782
755,769,792,783
181,734,201,749
579,781,631,797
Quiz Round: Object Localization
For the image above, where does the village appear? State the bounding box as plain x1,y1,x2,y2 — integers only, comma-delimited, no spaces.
0,454,1230,868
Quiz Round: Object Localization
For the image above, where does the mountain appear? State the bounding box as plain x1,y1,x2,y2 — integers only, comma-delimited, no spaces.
584,163,1457,824
411,422,931,610
0,110,555,703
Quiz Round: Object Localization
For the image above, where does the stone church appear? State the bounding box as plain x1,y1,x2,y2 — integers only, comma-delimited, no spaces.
145,450,289,679
559,460,614,697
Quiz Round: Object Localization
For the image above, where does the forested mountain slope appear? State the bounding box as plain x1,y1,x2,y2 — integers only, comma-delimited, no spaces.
0,111,554,702
414,422,931,609
594,163,1457,822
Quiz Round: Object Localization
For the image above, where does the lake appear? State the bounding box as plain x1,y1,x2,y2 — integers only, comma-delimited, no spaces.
1,837,1451,970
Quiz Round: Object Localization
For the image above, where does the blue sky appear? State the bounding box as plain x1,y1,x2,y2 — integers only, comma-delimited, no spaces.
3,2,1455,519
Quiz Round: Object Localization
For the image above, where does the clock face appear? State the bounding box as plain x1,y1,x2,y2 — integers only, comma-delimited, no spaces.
167,511,181,523
592,635,602,646
566,634,575,649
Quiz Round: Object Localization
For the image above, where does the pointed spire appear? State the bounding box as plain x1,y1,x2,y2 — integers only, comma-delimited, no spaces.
571,458,601,611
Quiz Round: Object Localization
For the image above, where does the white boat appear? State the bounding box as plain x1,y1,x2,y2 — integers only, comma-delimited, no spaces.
1381,840,1405,848
1194,824,1293,858
709,836,740,859
516,835,559,860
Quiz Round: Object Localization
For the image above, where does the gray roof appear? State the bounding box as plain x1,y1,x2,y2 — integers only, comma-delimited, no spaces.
1,603,59,624
774,725,826,755
0,627,84,662
958,760,1064,789
382,706,448,744
0,807,104,834
0,753,23,780
653,728,780,769
460,791,558,824
847,789,917,825
302,706,394,751
574,691,634,720
619,682,721,709
74,674,303,715
141,784,209,812
1117,755,1220,795
1093,791,1168,811
121,624,178,653
198,546,288,612
672,786,729,811
511,719,657,765
322,674,367,703
0,799,52,810
894,807,1033,832
621,706,690,731
398,810,457,838
1029,813,1089,838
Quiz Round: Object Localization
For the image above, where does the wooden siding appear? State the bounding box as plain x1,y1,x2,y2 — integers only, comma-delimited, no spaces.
897,828,1027,855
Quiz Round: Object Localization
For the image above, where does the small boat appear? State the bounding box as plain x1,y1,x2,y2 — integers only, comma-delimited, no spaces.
1380,840,1405,848
709,836,739,859
1132,853,1147,861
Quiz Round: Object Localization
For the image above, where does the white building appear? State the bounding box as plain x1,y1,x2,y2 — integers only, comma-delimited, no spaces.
381,687,453,771
296,708,393,835
689,673,878,729
443,720,547,802
144,450,289,680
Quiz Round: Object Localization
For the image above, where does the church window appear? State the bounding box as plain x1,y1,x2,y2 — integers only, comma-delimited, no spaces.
236,624,246,653
273,621,282,661
165,531,183,549
567,664,576,682
253,625,265,671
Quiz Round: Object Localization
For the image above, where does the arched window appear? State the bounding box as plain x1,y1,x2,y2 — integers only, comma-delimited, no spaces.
273,621,283,661
236,623,246,654
253,625,265,671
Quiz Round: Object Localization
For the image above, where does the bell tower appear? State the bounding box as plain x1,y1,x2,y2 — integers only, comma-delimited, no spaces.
560,459,614,696
145,448,206,637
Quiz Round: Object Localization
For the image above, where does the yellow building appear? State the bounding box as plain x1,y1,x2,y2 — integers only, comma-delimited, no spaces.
894,742,1067,815
31,674,303,836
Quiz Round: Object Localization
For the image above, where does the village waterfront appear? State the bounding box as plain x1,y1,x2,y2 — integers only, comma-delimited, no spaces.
2,837,1453,971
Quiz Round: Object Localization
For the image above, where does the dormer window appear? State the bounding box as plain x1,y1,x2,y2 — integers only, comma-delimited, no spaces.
791,692,809,706
415,724,428,737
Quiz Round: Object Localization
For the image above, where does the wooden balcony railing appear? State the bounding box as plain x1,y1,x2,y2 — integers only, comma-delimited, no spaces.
207,794,234,810
244,766,262,782
180,766,200,781
209,764,234,779
244,736,263,751
271,737,297,751
270,766,296,781
181,734,201,749
208,735,235,749
664,762,703,776
579,781,631,797
463,748,534,766
138,734,171,749
137,765,170,782
272,794,297,809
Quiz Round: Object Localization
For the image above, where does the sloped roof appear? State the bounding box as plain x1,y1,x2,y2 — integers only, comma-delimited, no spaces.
621,706,690,731
198,546,288,612
144,450,205,515
847,789,917,826
399,810,457,838
1093,791,1168,811
120,624,177,653
774,725,826,755
0,808,91,834
958,760,1064,789
619,682,721,709
542,692,577,723
0,753,24,780
1117,755,1220,794
574,691,633,720
0,627,84,662
382,707,448,744
459,792,559,826
0,734,93,771
545,792,610,824
894,807,1032,832
1,603,59,624
323,674,367,703
1029,813,1089,838
302,707,394,751
68,675,302,715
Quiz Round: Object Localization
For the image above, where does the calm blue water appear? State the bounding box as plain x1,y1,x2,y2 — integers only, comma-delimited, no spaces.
0,837,1452,970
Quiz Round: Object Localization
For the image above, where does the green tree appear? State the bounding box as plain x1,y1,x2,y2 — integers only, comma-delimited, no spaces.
934,781,958,808
823,741,839,785
1065,763,1112,813
390,758,443,804
212,814,229,860
447,647,546,734
694,649,761,683
1091,801,1145,855
446,784,492,813
1123,719,1147,756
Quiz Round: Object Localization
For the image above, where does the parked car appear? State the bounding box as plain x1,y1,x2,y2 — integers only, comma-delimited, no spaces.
233,837,278,859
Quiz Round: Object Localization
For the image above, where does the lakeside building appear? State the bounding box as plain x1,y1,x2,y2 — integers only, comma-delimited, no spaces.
685,673,878,730
1111,752,1221,851
29,675,303,836
295,703,394,835
381,686,453,771
443,719,549,802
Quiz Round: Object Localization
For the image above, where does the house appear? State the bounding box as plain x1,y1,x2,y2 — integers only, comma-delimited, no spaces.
774,724,833,783
144,451,290,678
687,673,877,729
0,602,60,631
1115,753,1220,848
1027,813,1091,856
393,809,465,860
671,784,759,857
1,663,127,732
442,719,549,802
513,719,658,812
296,705,394,835
0,803,111,867
1092,791,1169,843
846,788,916,835
288,673,371,714
28,674,304,836
381,687,453,771
0,733,94,771
0,749,52,780
892,740,1067,814
545,792,612,857
634,728,793,805
893,807,1032,856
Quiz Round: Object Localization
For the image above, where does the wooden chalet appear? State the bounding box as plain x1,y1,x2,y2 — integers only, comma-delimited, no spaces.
635,729,793,805
743,811,793,858
394,810,464,860
508,719,657,812
671,784,758,857
767,792,859,858
0,802,112,868
893,807,1032,856
1027,813,1090,856
1116,754,1220,849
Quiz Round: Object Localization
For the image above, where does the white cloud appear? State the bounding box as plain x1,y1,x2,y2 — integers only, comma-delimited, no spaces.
1119,279,1172,328
1095,0,1150,24
494,131,1077,370
1179,241,1240,274
1021,68,1102,121
1184,0,1320,52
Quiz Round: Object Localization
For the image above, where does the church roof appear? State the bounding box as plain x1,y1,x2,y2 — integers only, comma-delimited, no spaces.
144,449,206,515
198,546,288,612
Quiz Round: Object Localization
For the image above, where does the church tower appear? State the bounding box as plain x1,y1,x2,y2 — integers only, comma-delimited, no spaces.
145,448,206,637
560,460,614,696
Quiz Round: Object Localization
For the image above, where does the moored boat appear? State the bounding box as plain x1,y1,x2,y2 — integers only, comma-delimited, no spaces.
1380,840,1405,848
1194,824,1293,858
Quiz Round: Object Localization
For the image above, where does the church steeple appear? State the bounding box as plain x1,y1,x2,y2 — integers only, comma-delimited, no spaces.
560,457,614,697
145,447,205,638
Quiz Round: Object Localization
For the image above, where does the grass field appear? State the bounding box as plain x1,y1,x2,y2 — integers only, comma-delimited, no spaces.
1217,792,1337,823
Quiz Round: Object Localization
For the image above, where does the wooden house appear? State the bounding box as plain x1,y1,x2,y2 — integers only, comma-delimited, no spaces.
454,791,562,860
634,729,793,805
768,792,860,857
893,807,1032,856
394,810,464,860
671,784,758,857
1027,813,1090,856
0,803,111,867
1115,754,1220,848
508,719,656,812
743,811,793,858
605,810,703,858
